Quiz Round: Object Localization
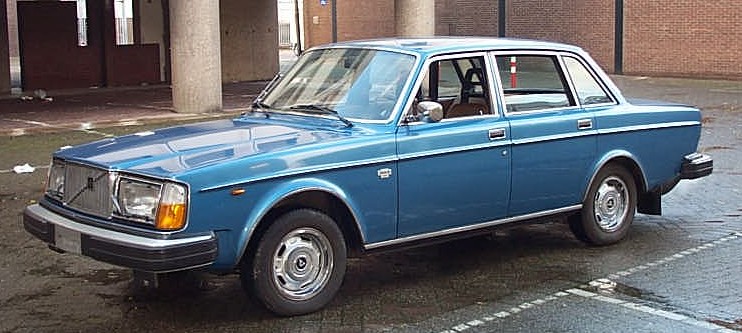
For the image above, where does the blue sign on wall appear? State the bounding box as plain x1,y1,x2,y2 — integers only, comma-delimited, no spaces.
320,0,327,5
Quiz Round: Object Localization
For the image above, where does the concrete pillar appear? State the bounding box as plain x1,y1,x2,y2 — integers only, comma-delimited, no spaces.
169,0,222,113
220,0,278,82
395,0,435,37
0,0,10,94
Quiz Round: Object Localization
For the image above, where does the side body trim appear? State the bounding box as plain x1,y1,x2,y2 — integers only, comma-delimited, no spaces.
364,205,581,250
598,121,699,135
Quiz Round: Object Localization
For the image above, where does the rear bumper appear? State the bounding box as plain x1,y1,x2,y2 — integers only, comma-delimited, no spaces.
680,153,713,179
23,204,218,273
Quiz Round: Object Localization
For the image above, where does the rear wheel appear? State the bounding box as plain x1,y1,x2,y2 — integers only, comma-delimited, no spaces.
242,209,346,316
570,164,637,245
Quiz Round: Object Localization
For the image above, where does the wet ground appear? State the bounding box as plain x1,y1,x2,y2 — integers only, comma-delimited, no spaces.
0,76,741,332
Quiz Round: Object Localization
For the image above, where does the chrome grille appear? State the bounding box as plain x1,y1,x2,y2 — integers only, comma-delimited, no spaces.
63,163,113,218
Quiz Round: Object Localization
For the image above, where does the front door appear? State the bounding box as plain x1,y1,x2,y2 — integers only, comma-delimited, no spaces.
396,53,511,237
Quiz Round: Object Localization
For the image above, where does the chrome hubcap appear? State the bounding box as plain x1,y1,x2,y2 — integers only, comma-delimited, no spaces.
272,228,333,301
593,176,629,232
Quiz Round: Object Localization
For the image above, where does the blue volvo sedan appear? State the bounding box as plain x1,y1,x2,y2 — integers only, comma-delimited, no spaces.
24,38,712,316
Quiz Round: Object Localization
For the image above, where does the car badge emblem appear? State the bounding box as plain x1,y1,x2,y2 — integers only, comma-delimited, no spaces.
377,168,392,179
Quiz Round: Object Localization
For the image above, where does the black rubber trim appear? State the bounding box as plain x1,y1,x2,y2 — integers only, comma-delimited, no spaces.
681,155,713,180
23,211,53,243
82,234,218,273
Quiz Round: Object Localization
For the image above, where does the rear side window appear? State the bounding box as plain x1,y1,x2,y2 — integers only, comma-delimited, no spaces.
563,56,613,106
495,55,575,113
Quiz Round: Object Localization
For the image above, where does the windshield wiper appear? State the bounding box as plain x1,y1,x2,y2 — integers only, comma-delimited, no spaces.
248,101,273,118
288,104,353,127
249,73,283,117
252,100,272,109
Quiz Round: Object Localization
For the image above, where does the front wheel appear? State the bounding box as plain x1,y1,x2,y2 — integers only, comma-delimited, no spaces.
242,209,346,316
570,164,637,246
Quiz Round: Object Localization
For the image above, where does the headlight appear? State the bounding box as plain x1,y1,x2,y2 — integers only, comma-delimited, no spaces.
46,160,66,200
117,177,187,231
118,178,160,222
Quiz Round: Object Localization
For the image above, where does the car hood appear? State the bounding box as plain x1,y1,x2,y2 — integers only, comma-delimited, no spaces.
54,117,354,178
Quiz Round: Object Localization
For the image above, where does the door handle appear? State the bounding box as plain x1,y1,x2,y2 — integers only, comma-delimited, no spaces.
488,128,506,140
577,118,593,130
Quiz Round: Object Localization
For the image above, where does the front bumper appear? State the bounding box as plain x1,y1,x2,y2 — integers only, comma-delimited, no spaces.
680,153,713,179
23,204,218,273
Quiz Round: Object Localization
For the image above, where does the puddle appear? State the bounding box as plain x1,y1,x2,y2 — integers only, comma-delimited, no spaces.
596,280,668,305
702,145,734,152
27,264,76,278
2,286,60,306
588,280,688,316
83,269,131,285
27,265,130,285
709,319,742,331
592,280,742,330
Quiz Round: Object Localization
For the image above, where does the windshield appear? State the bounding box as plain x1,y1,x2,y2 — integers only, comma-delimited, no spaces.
262,48,417,122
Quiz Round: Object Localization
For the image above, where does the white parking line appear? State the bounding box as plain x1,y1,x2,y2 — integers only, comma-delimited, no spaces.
431,231,742,333
569,283,735,332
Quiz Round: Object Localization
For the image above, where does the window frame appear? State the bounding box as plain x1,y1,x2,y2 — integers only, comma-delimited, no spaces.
560,53,618,108
491,50,581,116
399,51,500,126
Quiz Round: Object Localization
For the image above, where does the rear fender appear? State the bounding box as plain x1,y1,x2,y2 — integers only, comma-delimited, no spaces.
584,150,649,202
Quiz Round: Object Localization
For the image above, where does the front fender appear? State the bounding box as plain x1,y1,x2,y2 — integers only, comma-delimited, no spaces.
233,177,366,268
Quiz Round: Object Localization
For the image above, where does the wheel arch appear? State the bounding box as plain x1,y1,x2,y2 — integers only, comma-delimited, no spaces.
584,151,648,202
235,179,367,268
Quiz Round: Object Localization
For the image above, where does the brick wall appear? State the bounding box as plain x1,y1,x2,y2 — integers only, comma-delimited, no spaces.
302,0,394,48
561,0,615,72
337,1,395,41
504,0,614,72
301,0,741,79
436,0,498,36
302,1,333,47
624,0,742,79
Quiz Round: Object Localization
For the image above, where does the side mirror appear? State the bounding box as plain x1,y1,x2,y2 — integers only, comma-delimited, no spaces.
417,101,444,123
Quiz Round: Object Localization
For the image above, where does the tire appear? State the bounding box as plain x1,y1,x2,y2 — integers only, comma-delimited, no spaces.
570,164,637,246
242,209,346,316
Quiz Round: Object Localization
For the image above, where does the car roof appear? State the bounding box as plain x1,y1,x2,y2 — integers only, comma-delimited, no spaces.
324,37,585,56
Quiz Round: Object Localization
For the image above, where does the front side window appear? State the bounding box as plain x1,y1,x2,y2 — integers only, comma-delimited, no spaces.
563,56,613,106
410,55,492,120
263,48,416,122
495,55,575,113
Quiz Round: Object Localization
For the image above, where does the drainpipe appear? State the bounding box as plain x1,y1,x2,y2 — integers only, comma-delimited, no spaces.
614,0,624,74
331,0,337,42
498,0,506,37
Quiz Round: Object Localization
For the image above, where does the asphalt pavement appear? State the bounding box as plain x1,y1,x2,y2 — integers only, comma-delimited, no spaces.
0,73,741,332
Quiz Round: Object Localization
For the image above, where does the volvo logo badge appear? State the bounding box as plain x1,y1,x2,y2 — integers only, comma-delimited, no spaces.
296,257,307,270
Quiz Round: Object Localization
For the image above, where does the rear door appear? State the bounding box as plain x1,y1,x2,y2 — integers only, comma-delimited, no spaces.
493,52,597,216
